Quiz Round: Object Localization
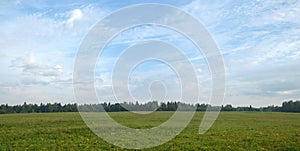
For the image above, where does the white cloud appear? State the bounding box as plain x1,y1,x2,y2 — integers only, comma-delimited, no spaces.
1,1,300,106
0,3,107,104
248,0,300,26
66,9,83,28
181,0,300,106
9,52,67,87
55,64,63,73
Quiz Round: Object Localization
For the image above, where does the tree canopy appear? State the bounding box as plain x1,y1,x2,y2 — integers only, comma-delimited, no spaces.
0,100,299,114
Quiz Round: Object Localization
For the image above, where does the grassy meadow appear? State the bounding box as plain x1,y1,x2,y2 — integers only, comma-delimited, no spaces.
0,112,299,150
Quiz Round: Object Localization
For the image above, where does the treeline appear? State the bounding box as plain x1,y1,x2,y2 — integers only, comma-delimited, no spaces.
221,100,300,112
0,100,299,114
78,101,196,112
0,102,77,114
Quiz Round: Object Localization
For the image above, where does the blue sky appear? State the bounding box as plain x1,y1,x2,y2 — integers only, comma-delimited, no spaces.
0,0,300,106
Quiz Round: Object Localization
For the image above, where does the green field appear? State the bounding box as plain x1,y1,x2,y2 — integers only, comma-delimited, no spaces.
0,112,299,150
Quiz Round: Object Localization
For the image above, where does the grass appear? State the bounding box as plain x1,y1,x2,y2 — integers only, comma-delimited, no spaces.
0,112,299,150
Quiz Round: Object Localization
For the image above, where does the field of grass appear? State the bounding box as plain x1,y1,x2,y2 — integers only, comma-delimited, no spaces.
0,112,299,150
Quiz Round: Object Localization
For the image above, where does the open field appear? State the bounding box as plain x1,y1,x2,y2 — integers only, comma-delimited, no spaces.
0,112,299,150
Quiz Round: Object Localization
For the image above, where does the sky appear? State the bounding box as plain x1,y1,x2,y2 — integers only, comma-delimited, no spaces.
0,0,300,107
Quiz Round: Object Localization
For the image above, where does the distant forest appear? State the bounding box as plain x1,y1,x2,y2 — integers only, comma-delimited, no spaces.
0,100,299,114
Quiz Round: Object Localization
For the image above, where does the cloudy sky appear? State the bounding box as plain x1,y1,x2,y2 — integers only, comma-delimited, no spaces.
0,0,300,107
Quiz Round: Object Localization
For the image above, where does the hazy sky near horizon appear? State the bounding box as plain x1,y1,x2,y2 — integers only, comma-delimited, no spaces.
0,0,300,107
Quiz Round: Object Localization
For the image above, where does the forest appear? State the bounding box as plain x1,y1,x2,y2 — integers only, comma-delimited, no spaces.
0,100,299,114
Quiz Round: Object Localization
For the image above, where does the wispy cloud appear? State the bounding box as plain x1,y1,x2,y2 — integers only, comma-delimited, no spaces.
0,1,299,106
66,9,83,28
0,3,109,104
182,0,300,106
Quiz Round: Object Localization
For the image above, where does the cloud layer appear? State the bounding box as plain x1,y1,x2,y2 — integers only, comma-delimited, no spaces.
0,1,299,106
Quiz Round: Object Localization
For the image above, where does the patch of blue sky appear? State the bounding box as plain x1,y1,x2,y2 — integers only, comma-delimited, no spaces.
1,0,300,106
95,24,208,77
